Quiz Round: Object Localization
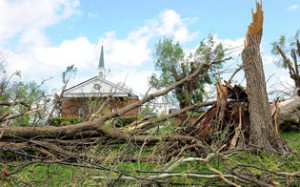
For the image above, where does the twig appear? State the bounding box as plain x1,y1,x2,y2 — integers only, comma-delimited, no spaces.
230,106,242,147
93,173,240,185
230,169,274,187
228,64,243,83
165,154,216,172
0,108,43,123
209,166,241,187
277,171,300,177
165,145,226,172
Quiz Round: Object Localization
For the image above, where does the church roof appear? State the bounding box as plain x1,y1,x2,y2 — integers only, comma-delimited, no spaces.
63,76,137,98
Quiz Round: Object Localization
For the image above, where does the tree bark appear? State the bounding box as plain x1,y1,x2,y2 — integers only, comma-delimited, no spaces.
242,2,288,153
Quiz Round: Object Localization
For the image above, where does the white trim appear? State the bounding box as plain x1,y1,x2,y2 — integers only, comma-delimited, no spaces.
63,76,137,98
64,92,130,98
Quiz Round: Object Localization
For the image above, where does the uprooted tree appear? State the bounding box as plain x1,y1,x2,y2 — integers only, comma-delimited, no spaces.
186,1,290,154
0,1,298,186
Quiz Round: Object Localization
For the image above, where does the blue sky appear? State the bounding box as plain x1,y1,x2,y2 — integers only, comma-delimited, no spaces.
1,0,300,97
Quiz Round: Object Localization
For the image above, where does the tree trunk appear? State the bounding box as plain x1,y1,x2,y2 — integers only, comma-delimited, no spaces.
242,2,288,153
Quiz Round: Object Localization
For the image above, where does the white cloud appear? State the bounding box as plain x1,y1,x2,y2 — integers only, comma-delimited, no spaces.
35,37,96,69
268,74,295,98
4,36,97,85
1,3,287,100
108,70,153,96
279,75,294,88
214,36,275,66
0,0,79,48
160,10,182,32
100,9,198,69
214,36,244,56
288,4,299,11
5,51,33,76
3,8,199,95
20,29,50,48
158,10,198,42
262,54,275,65
101,32,151,68
95,10,199,94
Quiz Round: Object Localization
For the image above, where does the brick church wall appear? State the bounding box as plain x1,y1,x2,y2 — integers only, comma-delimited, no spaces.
61,96,139,120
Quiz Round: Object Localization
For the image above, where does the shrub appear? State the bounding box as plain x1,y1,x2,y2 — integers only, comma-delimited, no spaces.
48,117,83,126
112,117,136,128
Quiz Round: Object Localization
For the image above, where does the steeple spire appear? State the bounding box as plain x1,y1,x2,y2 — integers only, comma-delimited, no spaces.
98,44,105,78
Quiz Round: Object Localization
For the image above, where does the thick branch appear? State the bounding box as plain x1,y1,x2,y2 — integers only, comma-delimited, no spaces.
126,101,215,132
0,101,30,108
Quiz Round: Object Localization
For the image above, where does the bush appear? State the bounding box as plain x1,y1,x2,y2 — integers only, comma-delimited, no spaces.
48,117,83,126
112,117,136,128
280,122,300,132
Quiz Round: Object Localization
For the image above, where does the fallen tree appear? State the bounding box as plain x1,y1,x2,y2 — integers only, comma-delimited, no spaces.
0,58,231,162
278,96,300,131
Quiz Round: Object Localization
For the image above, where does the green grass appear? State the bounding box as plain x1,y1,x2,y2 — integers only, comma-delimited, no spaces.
1,163,97,187
1,131,299,186
281,130,300,150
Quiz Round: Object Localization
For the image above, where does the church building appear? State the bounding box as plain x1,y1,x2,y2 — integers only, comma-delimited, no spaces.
60,45,139,120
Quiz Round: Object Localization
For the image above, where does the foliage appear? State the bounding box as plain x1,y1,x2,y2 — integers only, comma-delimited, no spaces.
0,61,49,126
62,64,77,85
47,117,83,126
271,35,288,68
271,31,299,69
149,35,225,108
271,31,300,91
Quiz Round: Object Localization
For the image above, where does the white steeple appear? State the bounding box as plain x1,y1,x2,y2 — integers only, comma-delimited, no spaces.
98,44,105,78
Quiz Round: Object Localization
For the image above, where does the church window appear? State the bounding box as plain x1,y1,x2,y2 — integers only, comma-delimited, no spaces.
78,108,85,118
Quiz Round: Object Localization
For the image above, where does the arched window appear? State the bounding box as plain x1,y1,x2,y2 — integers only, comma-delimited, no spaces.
78,108,85,119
